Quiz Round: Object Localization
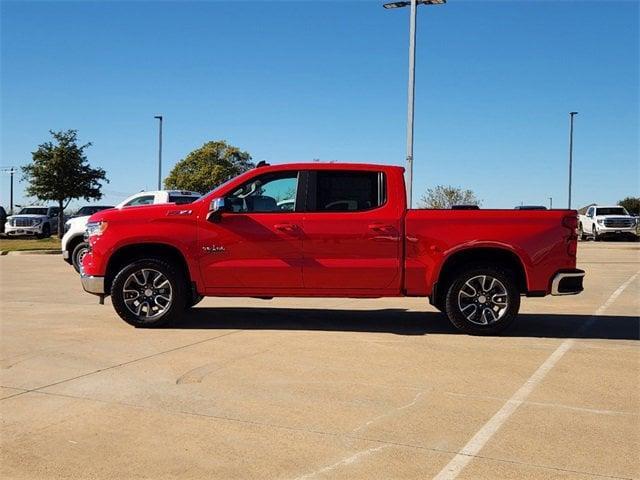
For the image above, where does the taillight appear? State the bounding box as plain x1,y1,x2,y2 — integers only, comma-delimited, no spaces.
562,215,578,230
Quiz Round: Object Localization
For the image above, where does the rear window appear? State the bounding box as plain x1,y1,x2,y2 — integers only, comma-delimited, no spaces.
168,195,199,205
596,207,627,216
312,171,384,212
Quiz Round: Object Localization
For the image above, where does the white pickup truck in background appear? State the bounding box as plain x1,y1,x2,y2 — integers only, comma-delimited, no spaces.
62,190,201,272
578,205,638,241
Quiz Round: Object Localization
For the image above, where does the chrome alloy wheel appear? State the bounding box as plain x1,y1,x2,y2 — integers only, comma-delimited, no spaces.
122,268,173,320
457,274,509,325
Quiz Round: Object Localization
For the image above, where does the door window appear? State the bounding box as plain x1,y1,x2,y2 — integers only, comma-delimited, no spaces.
227,172,299,213
311,171,385,212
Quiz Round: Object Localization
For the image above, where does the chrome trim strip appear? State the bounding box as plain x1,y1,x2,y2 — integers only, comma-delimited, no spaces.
551,271,584,296
81,274,105,295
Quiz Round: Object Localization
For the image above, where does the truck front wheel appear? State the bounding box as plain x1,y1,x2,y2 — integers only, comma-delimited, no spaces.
111,259,186,328
444,266,520,335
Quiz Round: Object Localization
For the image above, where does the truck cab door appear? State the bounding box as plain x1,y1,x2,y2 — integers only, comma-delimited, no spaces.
197,170,304,291
301,169,402,292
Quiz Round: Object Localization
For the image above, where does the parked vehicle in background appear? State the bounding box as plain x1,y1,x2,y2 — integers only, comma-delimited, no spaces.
71,205,114,219
578,205,638,241
4,206,60,238
515,205,547,210
62,191,201,272
0,207,6,234
79,162,583,335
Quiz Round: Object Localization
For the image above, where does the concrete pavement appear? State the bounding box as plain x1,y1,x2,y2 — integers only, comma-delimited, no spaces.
1,242,638,479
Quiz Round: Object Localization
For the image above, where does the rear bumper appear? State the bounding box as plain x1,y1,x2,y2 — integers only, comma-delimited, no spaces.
551,269,585,295
81,274,105,295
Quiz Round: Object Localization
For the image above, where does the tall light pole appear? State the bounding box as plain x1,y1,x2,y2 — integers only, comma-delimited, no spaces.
1,167,16,214
568,111,578,209
154,115,163,190
383,0,446,208
549,197,553,209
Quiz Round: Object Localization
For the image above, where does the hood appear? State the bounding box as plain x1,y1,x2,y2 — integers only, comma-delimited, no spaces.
7,214,48,220
88,203,182,223
595,215,631,220
65,215,90,225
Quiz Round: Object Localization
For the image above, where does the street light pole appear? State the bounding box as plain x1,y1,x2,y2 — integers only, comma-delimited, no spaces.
383,0,446,208
1,167,16,214
568,111,578,209
549,197,553,209
154,115,163,190
406,0,417,208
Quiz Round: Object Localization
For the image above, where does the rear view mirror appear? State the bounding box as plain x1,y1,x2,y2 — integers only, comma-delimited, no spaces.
207,197,226,223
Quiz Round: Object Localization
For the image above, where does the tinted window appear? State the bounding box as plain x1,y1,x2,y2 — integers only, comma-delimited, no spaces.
227,172,298,213
19,208,48,215
124,195,155,207
313,171,384,212
168,195,199,205
596,207,627,216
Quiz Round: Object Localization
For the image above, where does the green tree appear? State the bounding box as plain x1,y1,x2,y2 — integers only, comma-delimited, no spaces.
164,140,254,193
419,185,481,209
22,130,108,238
618,196,640,215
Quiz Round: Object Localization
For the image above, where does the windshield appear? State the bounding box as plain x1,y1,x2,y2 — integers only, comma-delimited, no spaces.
596,207,627,216
77,206,113,215
18,208,47,215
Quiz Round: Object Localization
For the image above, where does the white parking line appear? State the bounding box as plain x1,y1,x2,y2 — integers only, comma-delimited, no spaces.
432,272,639,480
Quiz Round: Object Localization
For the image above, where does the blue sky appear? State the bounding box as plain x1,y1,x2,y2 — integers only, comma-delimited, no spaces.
1,0,638,210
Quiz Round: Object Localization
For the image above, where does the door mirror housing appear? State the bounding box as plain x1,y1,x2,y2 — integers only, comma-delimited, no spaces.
207,197,226,223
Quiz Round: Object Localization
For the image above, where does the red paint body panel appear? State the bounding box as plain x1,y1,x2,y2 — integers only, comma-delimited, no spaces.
83,163,578,299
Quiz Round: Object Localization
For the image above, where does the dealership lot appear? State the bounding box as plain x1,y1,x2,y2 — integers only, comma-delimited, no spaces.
1,242,638,479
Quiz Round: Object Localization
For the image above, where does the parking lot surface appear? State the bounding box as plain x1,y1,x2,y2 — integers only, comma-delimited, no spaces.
1,242,638,479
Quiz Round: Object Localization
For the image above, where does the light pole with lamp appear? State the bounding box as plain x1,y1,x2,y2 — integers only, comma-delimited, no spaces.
568,111,578,209
383,0,446,208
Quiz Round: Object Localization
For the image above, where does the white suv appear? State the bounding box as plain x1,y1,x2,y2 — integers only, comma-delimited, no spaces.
579,205,638,241
4,206,61,238
62,190,201,272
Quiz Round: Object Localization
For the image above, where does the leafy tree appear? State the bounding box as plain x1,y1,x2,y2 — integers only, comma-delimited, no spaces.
618,196,640,215
419,185,481,209
164,140,254,193
22,130,108,238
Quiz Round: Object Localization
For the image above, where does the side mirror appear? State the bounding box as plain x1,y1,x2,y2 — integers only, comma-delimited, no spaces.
207,197,226,223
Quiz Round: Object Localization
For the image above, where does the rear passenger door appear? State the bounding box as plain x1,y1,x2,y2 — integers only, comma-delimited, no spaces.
301,170,401,291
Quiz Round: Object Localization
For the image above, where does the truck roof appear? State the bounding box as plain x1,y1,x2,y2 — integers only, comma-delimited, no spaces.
254,162,404,172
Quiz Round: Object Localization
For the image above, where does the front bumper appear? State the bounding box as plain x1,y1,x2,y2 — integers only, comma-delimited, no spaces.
81,274,105,295
595,226,637,235
4,226,42,236
551,269,585,295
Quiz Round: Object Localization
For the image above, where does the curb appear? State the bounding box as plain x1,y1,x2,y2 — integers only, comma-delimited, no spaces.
0,250,62,256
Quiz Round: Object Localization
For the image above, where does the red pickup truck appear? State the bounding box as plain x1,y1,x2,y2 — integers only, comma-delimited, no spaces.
80,163,584,335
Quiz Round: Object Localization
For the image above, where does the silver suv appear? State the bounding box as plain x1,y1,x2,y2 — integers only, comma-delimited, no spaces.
4,206,61,238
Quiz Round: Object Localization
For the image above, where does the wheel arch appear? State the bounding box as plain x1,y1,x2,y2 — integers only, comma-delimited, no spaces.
432,246,528,308
105,243,191,294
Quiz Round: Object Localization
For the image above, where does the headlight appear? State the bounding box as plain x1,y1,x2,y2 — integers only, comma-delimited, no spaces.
86,221,108,237
596,219,604,225
32,218,43,226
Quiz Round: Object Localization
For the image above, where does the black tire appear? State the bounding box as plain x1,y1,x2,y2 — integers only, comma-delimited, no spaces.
578,223,588,241
592,226,600,242
111,258,186,328
444,265,520,335
38,223,50,239
71,242,89,273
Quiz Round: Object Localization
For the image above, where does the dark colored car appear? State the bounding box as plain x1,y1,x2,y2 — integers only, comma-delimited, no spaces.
72,206,115,218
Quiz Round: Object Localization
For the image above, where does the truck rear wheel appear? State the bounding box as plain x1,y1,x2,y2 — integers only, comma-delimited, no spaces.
444,265,520,335
111,259,186,328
